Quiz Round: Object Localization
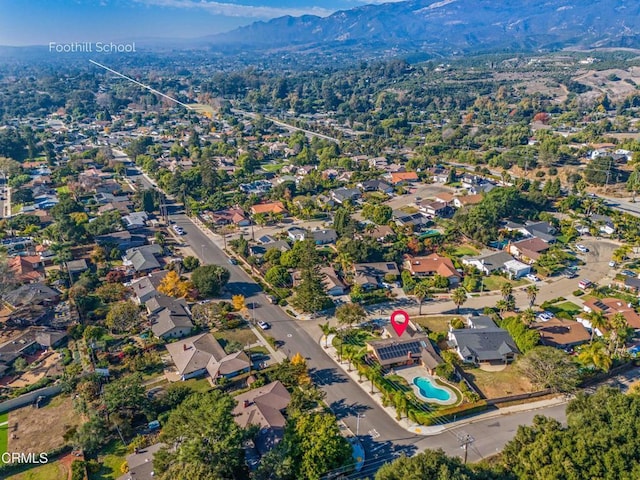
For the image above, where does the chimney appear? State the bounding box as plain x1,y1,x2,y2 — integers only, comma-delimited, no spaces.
243,399,250,408
183,344,187,351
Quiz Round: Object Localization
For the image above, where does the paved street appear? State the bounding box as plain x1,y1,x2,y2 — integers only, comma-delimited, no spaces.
125,164,577,475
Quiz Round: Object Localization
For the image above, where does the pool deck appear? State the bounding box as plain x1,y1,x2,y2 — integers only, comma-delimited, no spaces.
393,366,459,406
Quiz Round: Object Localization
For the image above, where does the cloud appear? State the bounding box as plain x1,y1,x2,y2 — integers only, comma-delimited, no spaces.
133,0,334,18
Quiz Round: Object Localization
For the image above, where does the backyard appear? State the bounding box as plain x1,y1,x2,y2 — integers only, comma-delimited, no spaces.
90,440,127,480
462,364,533,399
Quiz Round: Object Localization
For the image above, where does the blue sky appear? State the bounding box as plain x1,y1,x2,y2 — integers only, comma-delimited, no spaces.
0,0,402,46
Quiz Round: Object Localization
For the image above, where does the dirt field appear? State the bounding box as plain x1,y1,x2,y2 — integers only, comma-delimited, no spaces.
8,395,83,454
462,364,534,399
8,352,62,389
573,67,640,101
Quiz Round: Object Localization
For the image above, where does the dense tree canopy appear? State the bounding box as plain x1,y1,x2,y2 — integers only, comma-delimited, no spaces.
191,265,231,297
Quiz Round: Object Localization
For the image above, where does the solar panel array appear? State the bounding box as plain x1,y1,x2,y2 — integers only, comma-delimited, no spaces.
376,341,422,361
593,300,609,311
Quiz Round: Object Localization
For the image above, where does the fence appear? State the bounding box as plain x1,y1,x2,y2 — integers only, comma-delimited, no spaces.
0,384,63,414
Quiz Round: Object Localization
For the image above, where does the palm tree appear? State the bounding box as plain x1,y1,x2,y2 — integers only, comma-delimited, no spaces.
500,282,513,301
578,342,612,372
587,310,608,343
608,312,630,357
521,308,536,326
413,281,432,315
496,299,509,316
526,284,539,308
319,322,336,348
452,287,467,314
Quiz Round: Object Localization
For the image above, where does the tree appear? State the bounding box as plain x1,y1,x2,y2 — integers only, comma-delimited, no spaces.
586,310,608,343
265,265,293,288
517,346,580,393
102,373,149,420
413,281,432,315
525,284,538,308
502,388,640,480
95,283,129,303
182,256,200,272
627,166,640,202
336,303,367,329
156,390,247,480
577,341,612,372
500,282,513,301
521,308,536,326
452,288,467,314
232,294,246,312
191,265,230,297
284,412,352,480
105,301,141,333
158,270,192,298
73,415,108,454
319,322,336,348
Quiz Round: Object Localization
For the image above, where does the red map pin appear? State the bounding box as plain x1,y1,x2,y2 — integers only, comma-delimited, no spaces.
390,310,410,337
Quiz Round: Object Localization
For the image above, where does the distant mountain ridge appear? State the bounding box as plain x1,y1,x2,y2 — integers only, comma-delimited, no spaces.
207,0,640,54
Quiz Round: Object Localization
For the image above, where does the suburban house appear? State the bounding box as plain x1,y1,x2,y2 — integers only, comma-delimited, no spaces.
232,381,291,454
8,255,45,283
453,194,483,208
165,333,250,382
367,322,443,375
581,298,640,332
131,271,168,304
393,211,431,230
508,237,550,264
534,318,590,350
287,227,307,242
320,266,347,296
122,211,149,230
388,171,418,185
3,283,60,310
148,296,194,340
250,201,286,216
417,201,454,218
116,443,164,480
434,193,455,206
311,229,338,245
331,187,361,204
358,180,394,194
353,262,400,290
95,231,146,251
448,315,519,364
0,327,67,376
462,251,529,278
505,221,557,243
363,225,396,242
404,254,461,286
203,208,250,227
123,245,163,273
590,214,616,235
65,259,89,280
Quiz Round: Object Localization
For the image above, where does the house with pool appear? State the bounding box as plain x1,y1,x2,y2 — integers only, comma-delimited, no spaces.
366,321,443,374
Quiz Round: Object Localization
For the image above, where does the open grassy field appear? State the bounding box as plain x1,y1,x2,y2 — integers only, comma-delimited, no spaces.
413,315,460,333
90,440,127,480
7,461,69,480
462,364,533,399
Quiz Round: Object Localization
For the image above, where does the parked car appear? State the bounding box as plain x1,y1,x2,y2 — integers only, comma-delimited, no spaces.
563,270,577,279
609,261,617,268
576,244,589,253
266,295,277,304
257,320,270,330
228,258,238,265
622,270,637,277
525,274,539,282
172,225,184,235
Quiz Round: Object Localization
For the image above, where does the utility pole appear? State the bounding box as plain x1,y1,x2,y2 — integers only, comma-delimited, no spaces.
459,433,474,464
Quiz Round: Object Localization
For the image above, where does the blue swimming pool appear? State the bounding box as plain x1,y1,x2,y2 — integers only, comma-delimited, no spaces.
412,377,452,402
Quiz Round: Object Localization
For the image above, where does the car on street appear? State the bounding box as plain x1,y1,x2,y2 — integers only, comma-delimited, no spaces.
228,258,238,265
563,270,577,279
578,279,593,290
266,295,277,304
576,244,589,253
257,320,270,330
609,261,617,268
172,225,185,235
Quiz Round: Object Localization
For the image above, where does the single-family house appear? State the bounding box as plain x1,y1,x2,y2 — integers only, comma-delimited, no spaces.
123,245,163,273
122,211,149,230
312,229,338,245
8,255,45,283
581,297,640,332
462,251,517,276
320,266,347,296
116,443,164,480
534,318,590,350
232,381,291,455
404,254,461,286
150,296,194,339
590,214,616,235
353,262,400,290
521,221,557,243
3,283,60,309
131,271,168,304
357,180,394,194
250,201,286,216
331,188,361,204
502,259,532,279
287,227,307,242
508,237,550,264
435,193,455,206
393,211,431,230
203,208,250,227
417,201,454,218
165,333,250,381
362,225,395,242
388,171,418,185
453,195,483,208
448,316,519,364
95,231,146,251
64,259,89,280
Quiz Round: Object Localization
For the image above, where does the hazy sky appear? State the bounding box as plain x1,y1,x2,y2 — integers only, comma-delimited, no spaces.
0,0,404,46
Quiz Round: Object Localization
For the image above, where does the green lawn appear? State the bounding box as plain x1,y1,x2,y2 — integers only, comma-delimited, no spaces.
56,186,71,195
183,377,213,393
90,440,127,480
214,326,259,350
7,461,69,480
547,301,582,319
451,245,479,257
0,411,8,463
481,276,526,292
413,315,459,333
262,163,284,173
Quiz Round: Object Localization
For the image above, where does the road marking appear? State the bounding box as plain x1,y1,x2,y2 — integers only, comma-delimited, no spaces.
287,334,293,338
368,429,380,438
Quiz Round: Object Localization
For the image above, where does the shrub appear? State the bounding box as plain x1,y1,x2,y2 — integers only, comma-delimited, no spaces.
573,289,585,297
535,170,546,178
548,167,558,175
435,362,456,381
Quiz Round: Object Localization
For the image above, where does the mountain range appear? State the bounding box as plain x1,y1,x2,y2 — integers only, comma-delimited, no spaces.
208,0,640,55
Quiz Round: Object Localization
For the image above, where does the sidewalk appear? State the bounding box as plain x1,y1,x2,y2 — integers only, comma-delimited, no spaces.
322,334,568,436
248,323,288,363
